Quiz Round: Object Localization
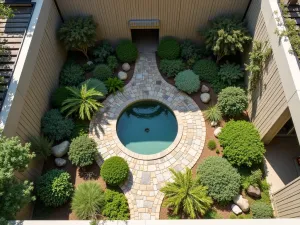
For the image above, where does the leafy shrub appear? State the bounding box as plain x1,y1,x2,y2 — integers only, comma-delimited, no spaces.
93,40,114,63
242,169,263,189
29,135,53,160
100,156,129,186
82,62,95,72
180,39,198,61
116,40,138,63
175,70,200,94
51,86,71,108
218,63,244,85
68,135,97,167
251,202,273,218
203,105,222,123
93,64,112,81
59,62,85,86
71,120,89,139
193,59,218,83
41,109,74,141
217,87,248,117
159,59,185,77
203,209,223,219
81,78,108,99
105,77,124,94
71,182,105,220
197,156,241,203
107,55,118,70
58,16,97,59
207,140,216,150
36,169,73,207
103,189,130,220
219,121,265,167
157,37,180,60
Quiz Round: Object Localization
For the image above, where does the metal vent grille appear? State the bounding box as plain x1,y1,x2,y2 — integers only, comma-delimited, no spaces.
128,19,160,29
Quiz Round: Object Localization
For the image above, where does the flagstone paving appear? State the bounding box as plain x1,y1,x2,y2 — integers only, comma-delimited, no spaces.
89,52,206,220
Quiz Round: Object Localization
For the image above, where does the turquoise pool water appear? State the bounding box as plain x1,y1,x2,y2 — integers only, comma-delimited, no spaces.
117,101,178,155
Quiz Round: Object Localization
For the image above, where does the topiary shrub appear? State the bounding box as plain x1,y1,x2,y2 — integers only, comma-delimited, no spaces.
218,120,265,167
93,40,114,63
51,86,71,108
207,140,216,150
175,70,200,94
68,135,97,167
193,59,218,83
107,55,118,70
93,64,112,81
71,182,105,220
251,202,273,218
41,109,74,141
103,189,130,220
217,87,248,117
80,78,108,99
100,156,129,186
159,59,185,77
116,40,138,63
157,37,180,60
59,62,85,86
197,156,241,203
36,169,73,207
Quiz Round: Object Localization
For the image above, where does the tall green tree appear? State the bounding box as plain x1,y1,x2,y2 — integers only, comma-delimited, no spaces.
161,168,212,219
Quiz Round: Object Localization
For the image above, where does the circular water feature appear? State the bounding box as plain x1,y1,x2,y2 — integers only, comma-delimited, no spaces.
116,101,178,155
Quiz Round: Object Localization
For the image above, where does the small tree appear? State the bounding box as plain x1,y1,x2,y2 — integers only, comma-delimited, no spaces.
58,16,97,59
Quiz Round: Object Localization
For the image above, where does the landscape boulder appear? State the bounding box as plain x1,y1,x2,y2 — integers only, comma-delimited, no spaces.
200,93,211,103
55,158,67,167
247,185,261,198
233,194,250,212
231,204,242,215
201,84,210,93
122,63,130,71
118,71,127,80
52,141,70,158
211,121,218,127
214,127,222,138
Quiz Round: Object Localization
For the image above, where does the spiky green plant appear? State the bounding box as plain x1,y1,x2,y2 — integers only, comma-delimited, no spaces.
61,84,103,120
203,105,222,123
29,135,53,160
105,77,124,94
160,168,213,219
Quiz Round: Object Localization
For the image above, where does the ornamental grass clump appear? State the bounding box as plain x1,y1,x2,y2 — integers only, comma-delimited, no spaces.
193,59,219,83
203,105,222,123
116,40,138,63
159,59,185,77
158,37,180,60
175,70,200,94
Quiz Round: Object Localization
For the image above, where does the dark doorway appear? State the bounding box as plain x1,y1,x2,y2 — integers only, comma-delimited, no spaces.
131,29,159,53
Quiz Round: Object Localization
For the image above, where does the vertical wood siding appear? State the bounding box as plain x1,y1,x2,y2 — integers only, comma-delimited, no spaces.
56,0,249,42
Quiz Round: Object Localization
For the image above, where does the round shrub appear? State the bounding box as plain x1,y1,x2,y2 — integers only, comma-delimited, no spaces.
71,182,105,219
116,40,138,63
100,156,129,186
51,86,71,108
41,109,74,141
68,135,97,167
80,78,108,99
175,70,200,94
103,189,130,220
93,64,112,81
219,120,265,167
157,37,180,60
197,156,241,203
159,59,185,77
60,62,85,86
251,202,273,218
36,169,73,207
217,87,248,117
207,140,216,150
193,59,218,83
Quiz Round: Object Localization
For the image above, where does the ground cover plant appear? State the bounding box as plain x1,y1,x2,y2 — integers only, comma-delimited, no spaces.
175,70,200,94
251,202,273,218
158,37,180,60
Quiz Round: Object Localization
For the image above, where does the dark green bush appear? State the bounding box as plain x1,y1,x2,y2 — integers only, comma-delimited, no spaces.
157,37,180,60
93,40,114,63
71,120,89,139
159,59,185,77
93,64,112,81
36,169,73,207
219,120,265,167
59,62,85,86
197,156,241,203
175,70,200,94
107,55,118,70
100,156,129,186
217,87,248,117
68,135,97,167
251,202,273,218
29,135,53,160
218,63,244,85
80,78,108,99
116,40,138,63
103,189,130,220
41,109,74,141
193,59,218,83
82,62,95,72
51,86,71,108
180,40,198,60
207,140,216,150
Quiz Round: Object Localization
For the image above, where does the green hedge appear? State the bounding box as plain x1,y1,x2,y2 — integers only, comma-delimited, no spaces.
116,40,138,63
193,59,218,83
158,37,180,60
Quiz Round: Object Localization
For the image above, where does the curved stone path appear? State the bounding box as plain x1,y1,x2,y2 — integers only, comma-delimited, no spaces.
89,53,206,220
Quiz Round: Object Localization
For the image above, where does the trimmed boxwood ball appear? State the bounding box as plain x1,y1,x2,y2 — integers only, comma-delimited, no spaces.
93,64,112,81
251,202,273,218
100,156,129,186
175,70,200,94
36,169,73,207
116,40,138,63
158,37,180,60
193,59,218,83
218,120,265,167
68,135,97,167
51,86,71,108
207,140,216,150
59,62,85,86
197,156,241,203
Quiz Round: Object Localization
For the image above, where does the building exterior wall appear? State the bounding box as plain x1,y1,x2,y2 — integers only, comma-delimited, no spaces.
56,0,249,42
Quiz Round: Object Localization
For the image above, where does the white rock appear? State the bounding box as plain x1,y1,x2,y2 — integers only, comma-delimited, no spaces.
233,194,250,212
122,63,130,71
55,158,67,167
201,85,210,93
200,93,211,103
231,204,243,215
211,121,218,127
52,141,70,158
214,127,222,138
87,61,93,65
118,71,128,80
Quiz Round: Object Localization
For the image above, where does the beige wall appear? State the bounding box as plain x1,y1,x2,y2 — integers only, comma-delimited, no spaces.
56,0,249,42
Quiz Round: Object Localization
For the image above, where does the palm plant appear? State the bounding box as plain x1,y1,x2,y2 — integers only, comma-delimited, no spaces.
161,168,213,219
203,105,222,123
61,84,103,120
